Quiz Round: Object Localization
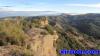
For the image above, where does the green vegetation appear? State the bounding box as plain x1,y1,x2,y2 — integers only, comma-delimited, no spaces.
0,16,53,46
55,32,84,56
45,25,54,35
11,48,34,56
0,20,28,46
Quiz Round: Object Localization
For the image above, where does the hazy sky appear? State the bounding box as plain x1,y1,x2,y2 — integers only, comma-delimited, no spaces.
0,0,100,13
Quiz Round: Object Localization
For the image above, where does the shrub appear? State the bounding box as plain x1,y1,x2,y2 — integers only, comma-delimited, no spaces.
45,25,54,34
11,48,34,56
0,20,28,46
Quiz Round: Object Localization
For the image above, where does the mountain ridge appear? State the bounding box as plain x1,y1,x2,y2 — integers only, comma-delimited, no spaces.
0,13,100,56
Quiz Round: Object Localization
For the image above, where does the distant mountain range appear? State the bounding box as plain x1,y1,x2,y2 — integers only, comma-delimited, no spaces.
0,11,61,18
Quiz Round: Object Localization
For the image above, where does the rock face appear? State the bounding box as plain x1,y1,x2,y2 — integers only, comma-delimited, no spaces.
26,28,58,56
39,16,49,27
0,28,58,56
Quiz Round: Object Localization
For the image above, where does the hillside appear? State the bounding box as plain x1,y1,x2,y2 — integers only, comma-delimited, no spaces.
0,14,100,56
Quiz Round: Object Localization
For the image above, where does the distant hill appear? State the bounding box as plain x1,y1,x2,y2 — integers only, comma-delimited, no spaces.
0,11,61,18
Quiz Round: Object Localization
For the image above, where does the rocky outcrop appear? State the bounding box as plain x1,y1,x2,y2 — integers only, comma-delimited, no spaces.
39,16,49,27
26,28,58,56
0,27,58,56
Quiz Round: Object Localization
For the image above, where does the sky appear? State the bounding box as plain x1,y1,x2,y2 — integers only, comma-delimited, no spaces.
0,0,100,14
